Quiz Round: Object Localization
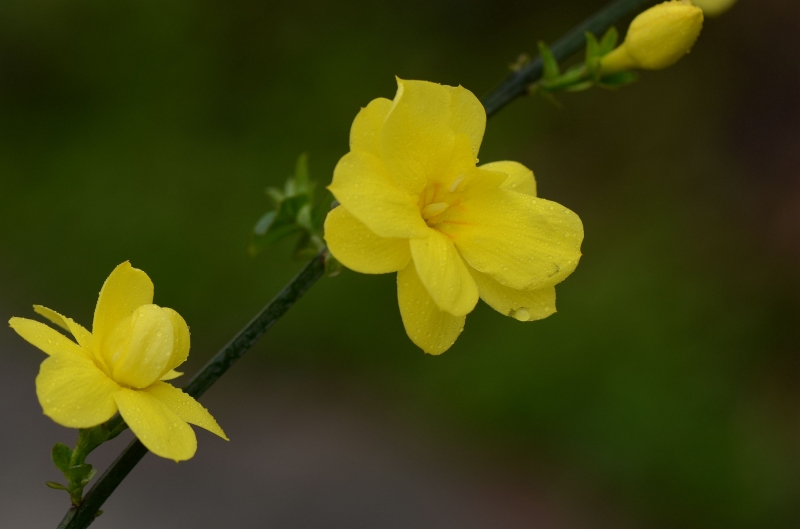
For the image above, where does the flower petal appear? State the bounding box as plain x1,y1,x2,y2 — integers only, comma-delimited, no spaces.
114,388,197,462
144,381,228,440
160,370,183,381
439,188,583,290
480,161,537,196
408,229,478,316
380,79,487,194
36,353,120,428
328,150,428,239
397,263,465,355
159,308,190,377
350,97,392,157
33,305,97,356
9,317,91,360
108,305,174,389
469,269,557,321
380,78,454,195
93,262,154,354
324,206,411,274
445,84,486,157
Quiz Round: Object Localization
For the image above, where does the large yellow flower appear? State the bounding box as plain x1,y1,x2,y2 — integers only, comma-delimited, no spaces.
324,79,583,355
9,262,227,461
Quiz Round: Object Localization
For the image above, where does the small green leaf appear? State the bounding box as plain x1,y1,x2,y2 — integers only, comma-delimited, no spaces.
324,254,343,277
253,211,277,236
600,27,619,55
265,187,285,205
52,443,72,473
294,153,310,191
584,32,600,63
537,42,560,81
565,81,594,92
65,464,93,483
46,481,68,490
80,468,98,487
599,71,638,88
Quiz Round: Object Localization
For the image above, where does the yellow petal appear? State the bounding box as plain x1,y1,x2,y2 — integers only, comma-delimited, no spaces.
380,78,454,194
350,97,392,157
114,388,197,462
439,188,583,290
93,262,154,355
9,317,91,360
328,150,428,239
36,353,120,428
444,84,486,157
397,263,465,355
160,370,183,381
158,308,190,378
380,79,486,195
469,269,556,321
480,161,537,196
144,381,228,440
33,305,95,352
324,206,411,274
108,305,174,389
409,230,478,316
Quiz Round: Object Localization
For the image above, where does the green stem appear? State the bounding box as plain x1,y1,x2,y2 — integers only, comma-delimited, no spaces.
481,0,655,116
58,1,658,527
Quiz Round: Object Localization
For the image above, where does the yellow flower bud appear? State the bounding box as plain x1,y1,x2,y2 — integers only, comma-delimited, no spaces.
600,1,704,75
692,0,737,17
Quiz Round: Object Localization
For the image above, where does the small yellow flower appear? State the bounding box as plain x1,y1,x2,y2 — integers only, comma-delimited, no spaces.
601,1,704,75
692,0,736,17
9,262,227,462
324,79,583,355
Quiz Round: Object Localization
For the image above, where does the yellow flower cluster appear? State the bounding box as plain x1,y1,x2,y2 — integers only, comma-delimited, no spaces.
324,79,583,354
9,262,227,461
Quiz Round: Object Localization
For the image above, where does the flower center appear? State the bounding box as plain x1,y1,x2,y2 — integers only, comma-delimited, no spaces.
421,202,449,220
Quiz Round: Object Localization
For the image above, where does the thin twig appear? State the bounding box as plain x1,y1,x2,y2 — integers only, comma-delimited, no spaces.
58,0,656,526
482,0,655,116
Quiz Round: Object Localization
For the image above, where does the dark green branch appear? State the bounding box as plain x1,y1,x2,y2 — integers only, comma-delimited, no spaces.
482,0,656,117
58,252,328,529
58,1,658,527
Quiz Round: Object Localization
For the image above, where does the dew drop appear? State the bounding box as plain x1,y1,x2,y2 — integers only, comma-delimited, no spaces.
513,308,530,321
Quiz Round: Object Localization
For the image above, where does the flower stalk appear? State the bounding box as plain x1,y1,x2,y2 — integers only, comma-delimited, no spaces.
59,0,664,526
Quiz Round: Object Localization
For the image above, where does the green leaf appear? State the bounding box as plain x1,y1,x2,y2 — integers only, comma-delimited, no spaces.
600,27,619,55
584,32,600,63
537,42,559,81
565,81,594,93
294,152,310,191
599,71,638,88
324,254,342,277
65,464,93,483
80,468,98,487
46,481,68,490
265,187,285,205
52,443,72,473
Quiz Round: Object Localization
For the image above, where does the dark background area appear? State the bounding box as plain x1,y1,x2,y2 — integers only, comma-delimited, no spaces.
1,0,799,527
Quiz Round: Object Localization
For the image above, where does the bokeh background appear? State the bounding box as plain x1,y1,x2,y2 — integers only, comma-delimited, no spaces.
1,0,798,527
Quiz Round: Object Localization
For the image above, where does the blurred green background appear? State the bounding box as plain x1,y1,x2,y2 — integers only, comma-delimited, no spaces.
2,0,799,527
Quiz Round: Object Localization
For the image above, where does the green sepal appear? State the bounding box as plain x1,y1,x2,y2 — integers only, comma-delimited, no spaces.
565,81,594,93
324,253,342,277
537,42,560,81
599,27,619,55
65,463,93,483
46,481,68,490
52,443,72,473
598,71,638,88
80,468,98,486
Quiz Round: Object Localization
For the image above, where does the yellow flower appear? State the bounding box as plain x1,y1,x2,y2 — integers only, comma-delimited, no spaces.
9,262,227,462
692,0,736,17
324,79,583,355
600,1,704,75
